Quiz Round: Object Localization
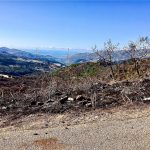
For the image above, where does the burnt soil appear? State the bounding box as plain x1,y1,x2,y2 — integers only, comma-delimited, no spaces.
0,74,150,122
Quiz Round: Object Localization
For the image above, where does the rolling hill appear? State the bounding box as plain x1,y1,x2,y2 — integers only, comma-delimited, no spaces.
0,47,65,76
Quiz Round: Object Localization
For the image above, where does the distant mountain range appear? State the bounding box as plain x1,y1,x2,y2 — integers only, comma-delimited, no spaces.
66,49,150,64
67,51,126,64
1,47,150,76
23,48,91,58
23,48,150,65
0,47,65,76
22,48,130,64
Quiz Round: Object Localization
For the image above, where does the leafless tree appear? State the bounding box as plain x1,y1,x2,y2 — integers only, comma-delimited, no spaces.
92,39,119,79
124,36,150,76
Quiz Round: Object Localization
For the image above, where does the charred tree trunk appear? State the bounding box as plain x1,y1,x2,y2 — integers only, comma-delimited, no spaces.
134,59,140,77
110,65,115,79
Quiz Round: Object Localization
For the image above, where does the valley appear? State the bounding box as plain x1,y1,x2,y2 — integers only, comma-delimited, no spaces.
0,47,64,76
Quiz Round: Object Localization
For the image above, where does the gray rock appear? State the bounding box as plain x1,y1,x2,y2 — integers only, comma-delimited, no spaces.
55,91,62,96
60,96,68,104
85,103,92,107
46,99,54,103
1,106,9,111
77,100,88,106
37,102,44,106
76,95,85,101
1,106,7,110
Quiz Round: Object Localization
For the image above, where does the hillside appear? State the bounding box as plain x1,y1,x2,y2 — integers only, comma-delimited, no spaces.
52,58,150,81
0,47,64,76
67,49,150,64
0,59,150,124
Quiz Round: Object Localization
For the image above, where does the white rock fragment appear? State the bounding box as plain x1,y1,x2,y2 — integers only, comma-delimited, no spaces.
1,106,7,110
95,116,98,119
68,97,74,101
143,97,150,101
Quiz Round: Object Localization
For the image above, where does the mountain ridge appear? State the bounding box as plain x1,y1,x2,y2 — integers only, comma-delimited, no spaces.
0,47,64,76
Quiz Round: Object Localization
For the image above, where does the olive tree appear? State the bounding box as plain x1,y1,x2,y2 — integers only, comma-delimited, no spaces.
124,36,150,76
92,39,119,79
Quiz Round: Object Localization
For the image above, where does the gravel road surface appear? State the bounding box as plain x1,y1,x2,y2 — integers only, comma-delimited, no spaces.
1,109,150,150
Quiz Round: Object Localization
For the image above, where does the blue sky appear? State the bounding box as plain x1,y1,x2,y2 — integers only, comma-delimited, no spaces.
0,0,150,50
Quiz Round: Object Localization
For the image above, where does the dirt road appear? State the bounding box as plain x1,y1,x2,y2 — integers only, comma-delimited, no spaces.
1,108,150,150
